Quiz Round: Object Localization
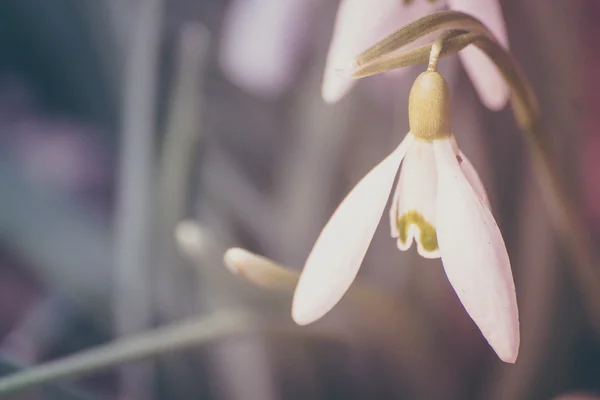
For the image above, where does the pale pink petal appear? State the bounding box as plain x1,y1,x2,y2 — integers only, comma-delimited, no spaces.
433,137,519,363
459,150,491,209
219,0,311,97
390,136,440,258
447,0,510,110
292,134,415,325
322,0,436,103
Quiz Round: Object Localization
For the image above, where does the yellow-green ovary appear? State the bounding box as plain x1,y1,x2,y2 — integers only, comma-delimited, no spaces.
396,210,439,253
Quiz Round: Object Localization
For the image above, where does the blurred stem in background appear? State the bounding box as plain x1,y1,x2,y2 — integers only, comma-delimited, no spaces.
0,310,251,396
113,0,163,398
154,22,210,397
155,24,208,320
0,357,102,400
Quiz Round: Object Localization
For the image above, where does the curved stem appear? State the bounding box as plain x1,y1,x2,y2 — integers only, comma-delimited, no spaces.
349,31,475,78
428,31,457,72
355,11,495,66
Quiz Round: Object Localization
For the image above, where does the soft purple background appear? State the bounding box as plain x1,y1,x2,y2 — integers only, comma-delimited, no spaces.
0,1,596,399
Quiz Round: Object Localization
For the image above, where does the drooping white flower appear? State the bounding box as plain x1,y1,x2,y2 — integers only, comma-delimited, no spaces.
323,0,509,110
292,71,519,363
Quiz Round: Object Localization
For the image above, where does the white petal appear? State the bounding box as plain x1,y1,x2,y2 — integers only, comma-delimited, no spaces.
447,0,510,110
292,134,415,325
219,0,310,97
322,0,436,103
447,0,508,46
459,150,491,209
390,136,440,258
433,137,519,363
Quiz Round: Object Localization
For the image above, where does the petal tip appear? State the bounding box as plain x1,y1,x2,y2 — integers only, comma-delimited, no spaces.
488,314,520,363
482,92,509,111
291,301,319,326
498,342,519,364
223,247,249,274
321,73,353,104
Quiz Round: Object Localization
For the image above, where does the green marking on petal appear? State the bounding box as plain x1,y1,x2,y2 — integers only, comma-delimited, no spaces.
396,210,439,253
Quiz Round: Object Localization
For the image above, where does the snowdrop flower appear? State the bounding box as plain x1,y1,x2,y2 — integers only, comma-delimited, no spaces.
323,0,510,110
292,70,520,363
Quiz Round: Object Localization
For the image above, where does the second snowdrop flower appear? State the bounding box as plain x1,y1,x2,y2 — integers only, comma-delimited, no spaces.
292,69,520,363
323,0,510,110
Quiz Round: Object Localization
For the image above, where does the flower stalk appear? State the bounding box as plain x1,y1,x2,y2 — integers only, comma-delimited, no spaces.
427,31,454,72
354,11,493,67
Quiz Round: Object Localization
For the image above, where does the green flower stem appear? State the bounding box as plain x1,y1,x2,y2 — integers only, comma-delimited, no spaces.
0,311,251,396
158,24,208,234
427,30,457,72
154,23,209,319
113,0,163,396
349,31,474,78
355,11,494,67
352,12,600,333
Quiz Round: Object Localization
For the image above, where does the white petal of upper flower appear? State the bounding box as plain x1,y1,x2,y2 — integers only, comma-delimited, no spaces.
447,0,508,47
433,137,519,363
219,0,311,97
458,150,491,209
390,136,440,258
292,134,415,325
322,0,436,103
447,0,510,110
